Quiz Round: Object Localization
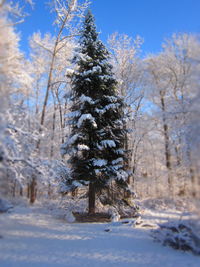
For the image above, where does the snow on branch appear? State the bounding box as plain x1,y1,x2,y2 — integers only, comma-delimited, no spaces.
6,156,41,175
95,103,120,115
79,94,96,105
92,159,107,167
103,95,119,103
66,68,75,77
53,0,90,28
65,134,80,147
77,144,89,151
77,113,97,128
112,157,123,165
116,170,128,181
65,110,80,118
101,140,116,148
115,149,124,155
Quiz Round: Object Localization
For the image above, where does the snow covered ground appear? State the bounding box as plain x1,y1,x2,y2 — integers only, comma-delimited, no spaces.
0,203,200,267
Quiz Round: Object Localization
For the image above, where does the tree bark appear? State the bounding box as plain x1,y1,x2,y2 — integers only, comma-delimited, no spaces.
48,182,52,198
27,183,30,198
12,180,16,197
186,148,196,197
50,103,57,158
88,182,95,214
20,186,23,197
71,188,78,198
160,91,172,193
30,177,37,204
124,130,131,184
55,86,65,144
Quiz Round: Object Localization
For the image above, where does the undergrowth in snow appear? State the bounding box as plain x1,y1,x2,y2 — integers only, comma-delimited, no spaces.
152,219,200,255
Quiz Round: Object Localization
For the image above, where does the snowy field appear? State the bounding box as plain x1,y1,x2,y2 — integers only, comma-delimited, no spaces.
0,204,200,267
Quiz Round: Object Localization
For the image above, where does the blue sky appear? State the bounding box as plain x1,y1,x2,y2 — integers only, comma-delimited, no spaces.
17,0,200,56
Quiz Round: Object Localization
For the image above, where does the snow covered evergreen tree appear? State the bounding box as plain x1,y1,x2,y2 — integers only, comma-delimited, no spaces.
62,10,129,214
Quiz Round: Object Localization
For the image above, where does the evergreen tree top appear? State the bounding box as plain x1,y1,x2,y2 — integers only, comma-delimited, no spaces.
81,10,98,42
72,9,116,98
78,10,109,61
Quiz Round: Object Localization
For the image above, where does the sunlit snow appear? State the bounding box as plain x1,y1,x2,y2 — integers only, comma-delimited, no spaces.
0,204,199,267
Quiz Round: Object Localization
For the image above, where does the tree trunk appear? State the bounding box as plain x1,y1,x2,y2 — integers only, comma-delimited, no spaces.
36,65,54,151
160,91,172,193
186,148,196,197
124,130,131,184
27,183,30,198
55,86,65,144
50,103,57,158
30,177,37,204
88,182,95,214
71,188,78,198
48,182,52,198
20,186,23,196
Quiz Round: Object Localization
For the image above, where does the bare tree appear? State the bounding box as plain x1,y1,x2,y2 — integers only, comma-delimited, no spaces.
37,0,89,150
108,33,145,185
